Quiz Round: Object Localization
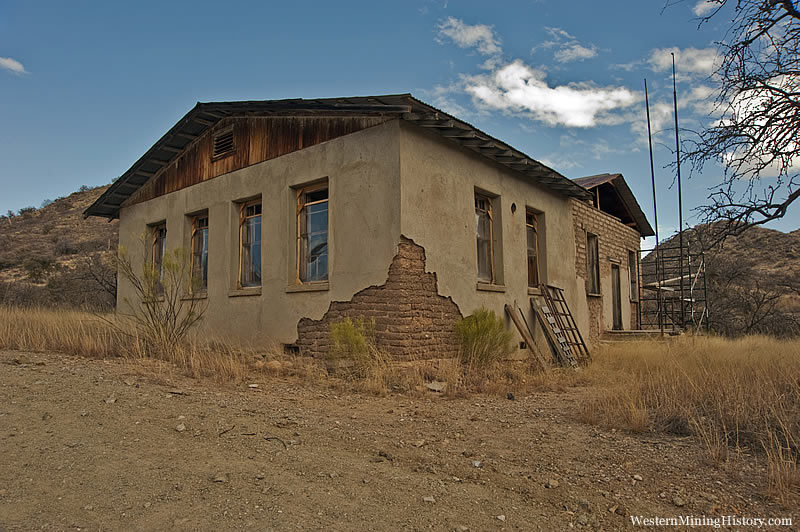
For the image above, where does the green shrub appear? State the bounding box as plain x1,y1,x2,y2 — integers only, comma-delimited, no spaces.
329,317,378,377
455,308,513,369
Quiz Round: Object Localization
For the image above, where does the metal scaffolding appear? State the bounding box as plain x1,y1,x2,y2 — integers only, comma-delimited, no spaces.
637,241,709,334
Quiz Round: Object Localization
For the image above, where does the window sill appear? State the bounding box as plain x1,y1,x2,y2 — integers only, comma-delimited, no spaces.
229,287,262,297
587,292,602,298
142,295,165,303
528,287,542,296
181,293,208,301
477,283,506,293
286,282,329,293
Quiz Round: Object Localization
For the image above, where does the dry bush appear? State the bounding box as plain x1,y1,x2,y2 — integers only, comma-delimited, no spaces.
580,335,800,500
455,308,513,369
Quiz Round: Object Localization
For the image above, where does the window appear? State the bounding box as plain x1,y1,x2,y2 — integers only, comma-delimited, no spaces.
586,232,600,295
212,127,234,160
239,201,261,288
151,223,167,293
526,210,540,288
628,250,638,301
191,214,209,293
475,193,494,283
296,183,329,283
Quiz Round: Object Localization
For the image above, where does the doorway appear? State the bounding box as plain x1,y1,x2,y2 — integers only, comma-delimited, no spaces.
611,264,622,330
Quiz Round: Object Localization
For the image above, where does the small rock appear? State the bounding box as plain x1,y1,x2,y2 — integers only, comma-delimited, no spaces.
104,396,116,404
412,440,425,448
472,460,483,468
456,526,469,532
248,383,259,388
507,392,515,400
13,355,31,365
123,377,136,386
633,474,643,482
425,381,447,393
578,499,591,513
41,412,51,421
614,505,626,516
143,502,151,509
496,515,506,522
577,513,589,526
80,410,88,417
175,423,186,432
378,450,394,461
255,472,265,480
212,472,229,483
672,495,686,507
83,504,93,511
423,496,436,503
545,479,559,489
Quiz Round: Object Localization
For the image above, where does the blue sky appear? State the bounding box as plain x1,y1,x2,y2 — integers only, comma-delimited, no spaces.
1,0,797,244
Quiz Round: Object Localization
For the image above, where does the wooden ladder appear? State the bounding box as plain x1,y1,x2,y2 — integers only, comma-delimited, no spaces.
535,284,591,366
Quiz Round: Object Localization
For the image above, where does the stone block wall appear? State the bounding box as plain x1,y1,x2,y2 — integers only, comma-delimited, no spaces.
571,198,642,340
295,236,462,360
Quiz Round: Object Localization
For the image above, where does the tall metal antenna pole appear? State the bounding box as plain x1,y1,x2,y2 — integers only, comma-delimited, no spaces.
644,79,664,336
672,53,685,330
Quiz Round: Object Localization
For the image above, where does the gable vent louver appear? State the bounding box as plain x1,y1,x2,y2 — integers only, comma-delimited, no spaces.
212,128,235,160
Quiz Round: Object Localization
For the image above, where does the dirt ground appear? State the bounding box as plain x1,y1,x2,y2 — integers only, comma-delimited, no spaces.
0,350,795,531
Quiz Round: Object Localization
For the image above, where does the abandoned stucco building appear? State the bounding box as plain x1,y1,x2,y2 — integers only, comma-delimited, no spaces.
86,94,654,359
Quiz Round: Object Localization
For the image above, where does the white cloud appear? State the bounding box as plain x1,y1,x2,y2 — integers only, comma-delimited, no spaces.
648,47,718,78
437,17,501,56
539,153,582,171
0,56,27,75
463,59,637,128
555,43,598,63
692,0,718,17
536,27,598,63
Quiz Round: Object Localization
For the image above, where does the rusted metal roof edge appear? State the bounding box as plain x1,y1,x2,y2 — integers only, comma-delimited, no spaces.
574,173,655,237
85,94,592,219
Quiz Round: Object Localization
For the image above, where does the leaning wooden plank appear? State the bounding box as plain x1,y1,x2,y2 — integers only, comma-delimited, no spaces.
504,304,549,372
530,300,568,367
517,307,550,371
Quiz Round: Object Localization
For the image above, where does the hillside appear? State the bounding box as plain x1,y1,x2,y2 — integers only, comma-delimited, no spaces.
0,186,118,309
643,224,800,336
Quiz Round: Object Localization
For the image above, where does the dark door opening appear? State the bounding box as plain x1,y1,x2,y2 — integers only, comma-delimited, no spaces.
611,264,622,330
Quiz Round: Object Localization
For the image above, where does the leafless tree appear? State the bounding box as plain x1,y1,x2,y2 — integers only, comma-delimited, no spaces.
682,0,800,240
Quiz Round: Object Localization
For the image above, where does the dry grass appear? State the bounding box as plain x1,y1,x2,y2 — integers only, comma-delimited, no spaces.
0,306,263,383
580,335,800,501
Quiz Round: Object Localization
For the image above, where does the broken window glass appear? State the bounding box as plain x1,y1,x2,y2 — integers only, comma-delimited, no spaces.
475,194,494,283
298,185,328,283
240,202,261,288
191,215,208,293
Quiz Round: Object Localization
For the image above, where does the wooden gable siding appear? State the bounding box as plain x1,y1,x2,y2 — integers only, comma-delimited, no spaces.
125,115,390,206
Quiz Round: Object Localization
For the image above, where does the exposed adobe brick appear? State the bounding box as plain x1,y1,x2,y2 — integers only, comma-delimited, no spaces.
295,236,463,360
571,198,643,342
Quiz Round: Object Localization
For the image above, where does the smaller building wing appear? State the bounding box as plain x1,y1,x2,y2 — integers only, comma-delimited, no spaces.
574,173,655,237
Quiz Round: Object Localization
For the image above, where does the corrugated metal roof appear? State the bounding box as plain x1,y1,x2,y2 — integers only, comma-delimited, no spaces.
85,94,591,219
574,173,655,237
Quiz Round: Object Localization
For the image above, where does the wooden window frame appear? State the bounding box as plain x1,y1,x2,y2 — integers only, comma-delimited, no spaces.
475,192,495,284
190,214,209,294
151,222,167,294
295,181,329,285
586,232,600,296
238,200,262,289
628,249,639,302
526,210,540,288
